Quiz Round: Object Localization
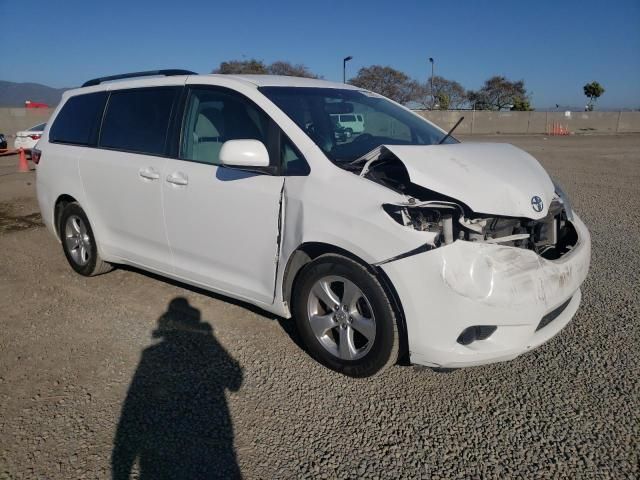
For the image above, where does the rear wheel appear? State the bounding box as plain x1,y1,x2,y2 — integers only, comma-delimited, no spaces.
59,203,112,276
292,254,399,377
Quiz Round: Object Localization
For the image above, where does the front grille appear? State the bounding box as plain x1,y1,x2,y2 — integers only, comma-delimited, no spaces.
536,298,572,331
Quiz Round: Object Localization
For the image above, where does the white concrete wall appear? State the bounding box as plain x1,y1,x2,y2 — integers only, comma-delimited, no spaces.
1,108,639,139
0,108,54,138
415,110,640,134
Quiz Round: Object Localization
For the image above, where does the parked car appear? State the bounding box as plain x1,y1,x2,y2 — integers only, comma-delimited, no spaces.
14,123,46,149
0,133,7,150
331,113,365,135
35,70,590,377
330,117,351,142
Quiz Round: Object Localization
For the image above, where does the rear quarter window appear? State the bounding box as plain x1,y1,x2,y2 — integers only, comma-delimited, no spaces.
99,87,179,156
49,92,107,145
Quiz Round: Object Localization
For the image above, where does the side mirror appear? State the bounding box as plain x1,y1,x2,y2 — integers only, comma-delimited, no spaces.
219,139,270,168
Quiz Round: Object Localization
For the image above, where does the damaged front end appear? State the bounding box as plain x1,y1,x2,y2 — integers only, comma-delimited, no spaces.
355,144,579,261
347,143,591,368
382,196,578,261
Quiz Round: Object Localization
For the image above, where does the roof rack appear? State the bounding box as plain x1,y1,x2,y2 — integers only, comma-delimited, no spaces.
82,69,197,88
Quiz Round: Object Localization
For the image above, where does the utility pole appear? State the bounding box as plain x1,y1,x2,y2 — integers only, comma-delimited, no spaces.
343,56,353,83
429,57,435,109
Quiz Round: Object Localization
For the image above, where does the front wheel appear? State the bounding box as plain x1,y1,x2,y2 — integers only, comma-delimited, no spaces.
292,254,400,377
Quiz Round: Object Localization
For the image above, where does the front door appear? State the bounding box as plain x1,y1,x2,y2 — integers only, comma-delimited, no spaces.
162,86,284,304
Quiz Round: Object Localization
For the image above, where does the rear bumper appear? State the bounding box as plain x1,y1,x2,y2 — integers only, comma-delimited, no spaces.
14,138,35,149
381,213,591,368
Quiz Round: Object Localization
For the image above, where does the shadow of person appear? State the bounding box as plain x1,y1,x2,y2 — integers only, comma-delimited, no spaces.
112,297,243,479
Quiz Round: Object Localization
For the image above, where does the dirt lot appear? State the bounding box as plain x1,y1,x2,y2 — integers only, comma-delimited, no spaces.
1,135,639,479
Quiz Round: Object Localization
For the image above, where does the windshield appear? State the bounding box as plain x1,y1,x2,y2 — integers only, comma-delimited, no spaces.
260,87,457,163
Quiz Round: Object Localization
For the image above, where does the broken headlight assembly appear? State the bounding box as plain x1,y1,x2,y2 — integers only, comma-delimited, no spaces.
552,178,573,221
382,201,461,248
383,196,578,260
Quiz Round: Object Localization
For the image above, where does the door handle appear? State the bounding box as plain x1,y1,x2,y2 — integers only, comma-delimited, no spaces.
139,167,160,180
166,172,188,186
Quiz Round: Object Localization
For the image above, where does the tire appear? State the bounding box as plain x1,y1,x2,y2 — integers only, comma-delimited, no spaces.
292,254,400,377
59,202,112,276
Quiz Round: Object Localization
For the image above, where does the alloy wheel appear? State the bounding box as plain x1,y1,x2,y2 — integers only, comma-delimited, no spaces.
64,215,91,266
306,275,376,361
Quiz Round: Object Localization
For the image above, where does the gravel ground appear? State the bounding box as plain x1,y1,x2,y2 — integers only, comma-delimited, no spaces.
0,135,638,479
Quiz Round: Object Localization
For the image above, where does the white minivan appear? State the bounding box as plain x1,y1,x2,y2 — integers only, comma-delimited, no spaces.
35,70,591,377
330,113,365,135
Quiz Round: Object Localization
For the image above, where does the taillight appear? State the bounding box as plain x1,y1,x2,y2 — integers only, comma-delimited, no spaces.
29,134,42,140
31,148,42,165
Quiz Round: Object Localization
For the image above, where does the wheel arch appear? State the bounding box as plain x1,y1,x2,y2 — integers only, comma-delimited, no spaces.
54,194,79,240
282,241,409,360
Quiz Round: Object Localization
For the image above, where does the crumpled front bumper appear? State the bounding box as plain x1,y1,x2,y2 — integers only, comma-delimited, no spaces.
381,213,591,368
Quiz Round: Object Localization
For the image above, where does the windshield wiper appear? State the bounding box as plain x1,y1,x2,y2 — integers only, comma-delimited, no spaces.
438,116,464,144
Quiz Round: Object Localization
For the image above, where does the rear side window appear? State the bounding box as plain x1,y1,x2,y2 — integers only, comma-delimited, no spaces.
100,87,178,156
49,92,107,145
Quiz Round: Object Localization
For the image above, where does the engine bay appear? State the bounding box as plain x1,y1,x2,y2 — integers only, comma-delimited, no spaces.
345,150,578,260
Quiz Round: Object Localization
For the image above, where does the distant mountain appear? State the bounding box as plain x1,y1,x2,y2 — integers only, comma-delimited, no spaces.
0,81,69,107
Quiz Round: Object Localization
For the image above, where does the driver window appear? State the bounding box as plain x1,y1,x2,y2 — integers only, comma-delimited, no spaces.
181,88,269,165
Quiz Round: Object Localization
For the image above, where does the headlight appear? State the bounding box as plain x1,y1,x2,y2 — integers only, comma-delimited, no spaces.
382,203,458,247
552,179,574,221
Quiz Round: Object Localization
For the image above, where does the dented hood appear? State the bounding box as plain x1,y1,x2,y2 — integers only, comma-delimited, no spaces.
383,143,555,219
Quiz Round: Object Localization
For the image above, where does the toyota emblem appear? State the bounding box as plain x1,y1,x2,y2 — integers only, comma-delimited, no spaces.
531,196,544,213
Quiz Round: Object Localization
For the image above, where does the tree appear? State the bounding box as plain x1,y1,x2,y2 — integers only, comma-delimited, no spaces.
214,59,267,74
583,81,605,111
348,65,421,104
511,98,533,111
467,76,530,111
435,93,450,110
213,59,319,78
267,61,318,78
415,75,467,109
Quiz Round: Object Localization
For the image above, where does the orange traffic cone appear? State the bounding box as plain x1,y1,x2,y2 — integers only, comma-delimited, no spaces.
18,148,29,172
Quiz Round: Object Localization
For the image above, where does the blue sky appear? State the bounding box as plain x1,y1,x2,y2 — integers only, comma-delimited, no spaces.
1,0,638,108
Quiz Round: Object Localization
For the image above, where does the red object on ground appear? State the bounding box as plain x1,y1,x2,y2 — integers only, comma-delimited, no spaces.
548,122,570,136
24,100,49,109
18,148,29,172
